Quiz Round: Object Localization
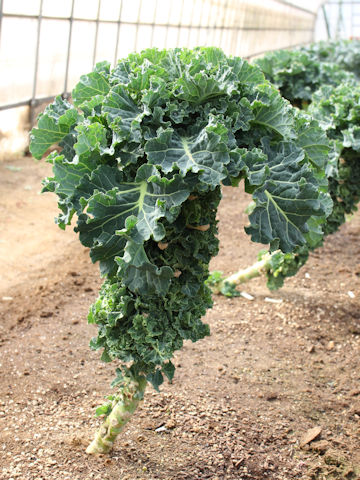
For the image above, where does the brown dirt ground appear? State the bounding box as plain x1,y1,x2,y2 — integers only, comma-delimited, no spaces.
0,156,359,480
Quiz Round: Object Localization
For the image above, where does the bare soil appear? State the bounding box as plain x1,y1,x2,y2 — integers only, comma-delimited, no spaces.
0,156,359,480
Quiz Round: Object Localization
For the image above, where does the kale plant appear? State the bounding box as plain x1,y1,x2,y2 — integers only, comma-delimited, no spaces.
309,83,360,234
214,44,360,295
208,109,334,293
302,39,360,79
258,82,360,292
255,49,356,107
30,47,329,454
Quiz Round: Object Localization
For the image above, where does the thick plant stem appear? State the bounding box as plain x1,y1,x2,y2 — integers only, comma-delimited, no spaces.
225,252,273,285
212,252,275,294
86,377,146,454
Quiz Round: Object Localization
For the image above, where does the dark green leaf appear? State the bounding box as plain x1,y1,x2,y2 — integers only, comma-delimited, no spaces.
145,123,229,187
245,140,325,252
147,370,164,391
116,240,174,295
102,85,145,142
30,97,81,159
72,70,110,107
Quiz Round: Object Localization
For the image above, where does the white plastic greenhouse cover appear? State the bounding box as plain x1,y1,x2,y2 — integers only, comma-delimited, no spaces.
0,0,328,111
282,0,326,13
0,0,329,155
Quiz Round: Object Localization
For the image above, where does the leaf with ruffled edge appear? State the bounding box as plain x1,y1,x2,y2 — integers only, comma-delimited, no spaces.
244,139,326,252
116,239,174,295
72,67,110,107
145,122,229,189
74,122,113,159
102,85,145,143
343,125,360,152
29,96,81,159
251,84,295,140
41,151,99,228
295,112,331,170
75,164,190,271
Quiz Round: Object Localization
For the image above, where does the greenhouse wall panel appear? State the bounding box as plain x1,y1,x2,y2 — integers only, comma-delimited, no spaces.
0,0,324,112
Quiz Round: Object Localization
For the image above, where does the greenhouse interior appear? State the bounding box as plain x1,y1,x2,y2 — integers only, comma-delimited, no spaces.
0,1,358,117
1,1,360,480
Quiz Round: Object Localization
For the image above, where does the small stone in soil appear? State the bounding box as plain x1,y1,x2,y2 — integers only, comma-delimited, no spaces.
310,440,330,453
155,425,168,433
300,426,322,448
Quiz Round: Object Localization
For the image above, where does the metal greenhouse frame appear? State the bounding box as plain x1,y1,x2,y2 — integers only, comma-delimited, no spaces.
0,0,320,120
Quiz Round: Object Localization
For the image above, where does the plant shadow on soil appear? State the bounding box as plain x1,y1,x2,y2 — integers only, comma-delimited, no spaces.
0,156,359,480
